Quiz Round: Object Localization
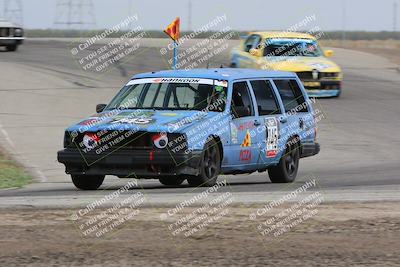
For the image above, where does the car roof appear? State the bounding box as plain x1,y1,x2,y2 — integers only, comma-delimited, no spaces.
248,31,316,40
132,68,296,82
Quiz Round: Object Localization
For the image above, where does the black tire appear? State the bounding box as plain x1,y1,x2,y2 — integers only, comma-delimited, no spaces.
71,175,105,190
268,141,299,183
187,139,221,187
159,176,185,186
230,62,237,68
6,45,18,52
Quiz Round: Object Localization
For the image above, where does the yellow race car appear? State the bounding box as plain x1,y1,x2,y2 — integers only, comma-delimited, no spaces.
230,31,342,97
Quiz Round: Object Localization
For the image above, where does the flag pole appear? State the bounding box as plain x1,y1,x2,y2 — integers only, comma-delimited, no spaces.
163,17,180,70
173,40,178,70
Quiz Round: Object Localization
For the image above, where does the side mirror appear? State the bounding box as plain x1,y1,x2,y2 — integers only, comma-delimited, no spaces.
96,104,107,113
324,49,333,57
232,106,251,118
249,48,262,57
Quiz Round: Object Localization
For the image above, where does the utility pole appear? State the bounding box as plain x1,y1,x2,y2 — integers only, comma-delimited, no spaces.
188,0,192,31
341,0,346,47
394,1,398,32
54,0,96,29
3,0,23,26
128,0,134,30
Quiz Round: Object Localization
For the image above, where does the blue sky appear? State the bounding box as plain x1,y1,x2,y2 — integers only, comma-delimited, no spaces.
1,0,398,31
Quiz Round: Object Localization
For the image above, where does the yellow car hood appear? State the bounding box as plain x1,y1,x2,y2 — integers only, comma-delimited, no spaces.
259,56,341,73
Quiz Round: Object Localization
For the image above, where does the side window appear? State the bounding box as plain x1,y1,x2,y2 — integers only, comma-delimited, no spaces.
250,80,280,115
231,81,254,118
243,34,261,53
274,79,308,112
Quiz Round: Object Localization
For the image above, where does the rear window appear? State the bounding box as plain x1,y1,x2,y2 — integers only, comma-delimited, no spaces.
274,79,308,112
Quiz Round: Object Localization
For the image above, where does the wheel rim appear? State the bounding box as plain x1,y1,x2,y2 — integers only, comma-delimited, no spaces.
284,145,298,176
203,144,218,179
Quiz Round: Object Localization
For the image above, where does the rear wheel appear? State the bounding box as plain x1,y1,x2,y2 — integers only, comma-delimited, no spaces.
187,139,221,187
159,176,185,186
6,45,17,52
71,174,105,190
268,141,299,183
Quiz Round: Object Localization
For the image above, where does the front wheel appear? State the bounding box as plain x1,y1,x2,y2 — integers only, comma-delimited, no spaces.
268,142,299,183
71,175,105,190
159,176,185,186
187,139,221,187
6,45,18,52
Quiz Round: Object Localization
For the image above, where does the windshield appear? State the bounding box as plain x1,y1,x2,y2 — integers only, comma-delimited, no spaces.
263,38,323,57
106,78,228,112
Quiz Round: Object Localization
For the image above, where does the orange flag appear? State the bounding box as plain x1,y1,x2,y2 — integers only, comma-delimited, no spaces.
163,17,180,41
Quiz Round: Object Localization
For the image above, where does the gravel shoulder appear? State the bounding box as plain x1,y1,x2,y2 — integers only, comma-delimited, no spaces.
0,201,399,266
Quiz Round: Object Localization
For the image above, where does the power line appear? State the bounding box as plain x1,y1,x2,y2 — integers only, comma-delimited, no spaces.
54,0,96,29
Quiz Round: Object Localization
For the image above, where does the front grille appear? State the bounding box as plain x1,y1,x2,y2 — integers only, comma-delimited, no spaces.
65,130,152,151
0,28,10,37
296,71,313,80
304,81,341,90
296,71,339,80
319,72,339,79
64,131,188,155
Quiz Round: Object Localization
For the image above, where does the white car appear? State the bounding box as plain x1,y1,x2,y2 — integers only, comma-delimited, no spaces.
0,18,24,51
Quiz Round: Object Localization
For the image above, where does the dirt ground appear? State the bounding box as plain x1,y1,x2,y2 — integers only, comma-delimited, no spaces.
322,39,400,66
349,47,400,66
0,201,399,267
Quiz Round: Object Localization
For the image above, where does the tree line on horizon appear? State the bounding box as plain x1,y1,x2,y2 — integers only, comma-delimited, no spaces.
24,29,400,40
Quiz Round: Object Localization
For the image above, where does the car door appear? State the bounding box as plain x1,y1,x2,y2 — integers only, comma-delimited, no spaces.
236,34,262,68
228,81,260,167
248,79,285,167
273,79,313,148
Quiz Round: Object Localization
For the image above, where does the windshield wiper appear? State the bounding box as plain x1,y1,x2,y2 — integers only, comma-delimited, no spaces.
116,107,138,110
116,107,161,110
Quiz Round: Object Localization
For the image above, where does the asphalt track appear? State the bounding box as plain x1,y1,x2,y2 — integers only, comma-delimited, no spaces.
0,39,399,207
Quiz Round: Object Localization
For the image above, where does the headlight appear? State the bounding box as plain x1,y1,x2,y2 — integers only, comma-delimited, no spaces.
14,28,23,37
64,132,72,148
82,133,100,149
152,133,169,149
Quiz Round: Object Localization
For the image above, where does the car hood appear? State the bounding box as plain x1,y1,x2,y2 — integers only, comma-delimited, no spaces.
260,56,341,72
0,19,18,27
66,109,220,134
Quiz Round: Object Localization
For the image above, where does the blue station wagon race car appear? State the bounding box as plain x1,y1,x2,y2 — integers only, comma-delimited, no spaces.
57,68,320,190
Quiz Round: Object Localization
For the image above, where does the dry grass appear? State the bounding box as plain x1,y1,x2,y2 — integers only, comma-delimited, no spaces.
0,149,31,188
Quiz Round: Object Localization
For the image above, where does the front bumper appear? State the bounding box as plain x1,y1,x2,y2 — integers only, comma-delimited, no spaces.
306,89,340,98
302,80,341,97
0,37,24,45
57,148,202,178
300,142,320,158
